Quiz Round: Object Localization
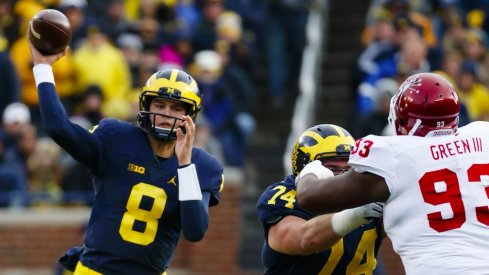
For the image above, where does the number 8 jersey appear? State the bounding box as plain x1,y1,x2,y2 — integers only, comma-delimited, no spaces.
349,121,489,274
69,119,223,274
37,77,224,274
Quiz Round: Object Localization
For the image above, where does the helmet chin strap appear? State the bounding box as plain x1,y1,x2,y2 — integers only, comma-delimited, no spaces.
408,119,422,136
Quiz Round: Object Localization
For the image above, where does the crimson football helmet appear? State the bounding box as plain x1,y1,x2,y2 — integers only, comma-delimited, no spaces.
388,73,460,137
291,124,355,175
137,69,202,141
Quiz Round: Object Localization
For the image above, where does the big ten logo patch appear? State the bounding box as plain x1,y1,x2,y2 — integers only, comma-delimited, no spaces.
128,163,145,175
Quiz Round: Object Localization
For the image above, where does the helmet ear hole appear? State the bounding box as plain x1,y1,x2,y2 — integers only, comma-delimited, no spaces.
399,118,405,126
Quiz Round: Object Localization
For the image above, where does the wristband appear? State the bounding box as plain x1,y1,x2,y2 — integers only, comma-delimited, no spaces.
178,164,202,201
179,163,191,168
33,64,55,87
331,207,368,237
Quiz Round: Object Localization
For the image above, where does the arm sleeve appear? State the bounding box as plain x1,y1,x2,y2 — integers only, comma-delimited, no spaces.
193,149,225,206
37,82,101,171
180,192,211,242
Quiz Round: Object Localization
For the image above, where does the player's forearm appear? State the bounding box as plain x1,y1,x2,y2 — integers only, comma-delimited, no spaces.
34,64,68,134
296,174,336,213
297,174,358,214
300,214,341,253
269,215,337,256
295,161,341,213
37,82,71,135
180,193,210,242
34,65,99,168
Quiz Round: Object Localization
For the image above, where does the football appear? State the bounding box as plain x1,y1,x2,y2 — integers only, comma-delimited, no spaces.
28,9,72,55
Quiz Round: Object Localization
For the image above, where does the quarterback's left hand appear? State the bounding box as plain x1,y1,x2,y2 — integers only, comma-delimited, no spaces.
175,115,195,166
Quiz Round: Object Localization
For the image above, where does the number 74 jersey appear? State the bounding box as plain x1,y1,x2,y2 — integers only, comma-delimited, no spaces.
256,176,383,275
349,121,489,274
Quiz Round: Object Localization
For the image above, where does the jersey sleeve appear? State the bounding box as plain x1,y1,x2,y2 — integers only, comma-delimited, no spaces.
348,135,398,193
193,149,224,207
87,118,125,175
256,180,312,234
38,82,100,172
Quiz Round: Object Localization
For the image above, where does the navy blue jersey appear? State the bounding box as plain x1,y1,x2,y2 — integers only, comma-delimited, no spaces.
38,83,224,274
256,175,383,275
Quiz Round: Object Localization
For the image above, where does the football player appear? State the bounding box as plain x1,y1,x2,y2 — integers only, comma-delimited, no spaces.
256,124,384,274
29,42,224,274
296,72,489,274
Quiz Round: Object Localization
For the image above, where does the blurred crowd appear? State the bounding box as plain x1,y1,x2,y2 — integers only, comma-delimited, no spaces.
0,0,311,208
10,0,489,210
352,0,489,138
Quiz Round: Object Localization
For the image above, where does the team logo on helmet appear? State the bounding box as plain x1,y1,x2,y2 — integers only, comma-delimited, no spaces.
398,75,422,96
291,124,355,175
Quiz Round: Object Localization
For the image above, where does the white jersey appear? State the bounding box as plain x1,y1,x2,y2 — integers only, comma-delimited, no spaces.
349,121,489,274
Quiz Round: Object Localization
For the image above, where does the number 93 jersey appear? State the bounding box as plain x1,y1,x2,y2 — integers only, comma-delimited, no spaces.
349,121,489,274
79,119,224,274
256,175,382,275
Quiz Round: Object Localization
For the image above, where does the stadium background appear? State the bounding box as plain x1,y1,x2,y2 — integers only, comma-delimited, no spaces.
2,0,487,274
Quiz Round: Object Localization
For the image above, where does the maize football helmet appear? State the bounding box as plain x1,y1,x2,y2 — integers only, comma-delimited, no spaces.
388,72,460,137
291,124,355,176
137,69,202,141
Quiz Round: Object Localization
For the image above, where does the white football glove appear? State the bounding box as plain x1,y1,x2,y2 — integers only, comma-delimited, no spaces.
295,160,334,185
331,202,384,236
